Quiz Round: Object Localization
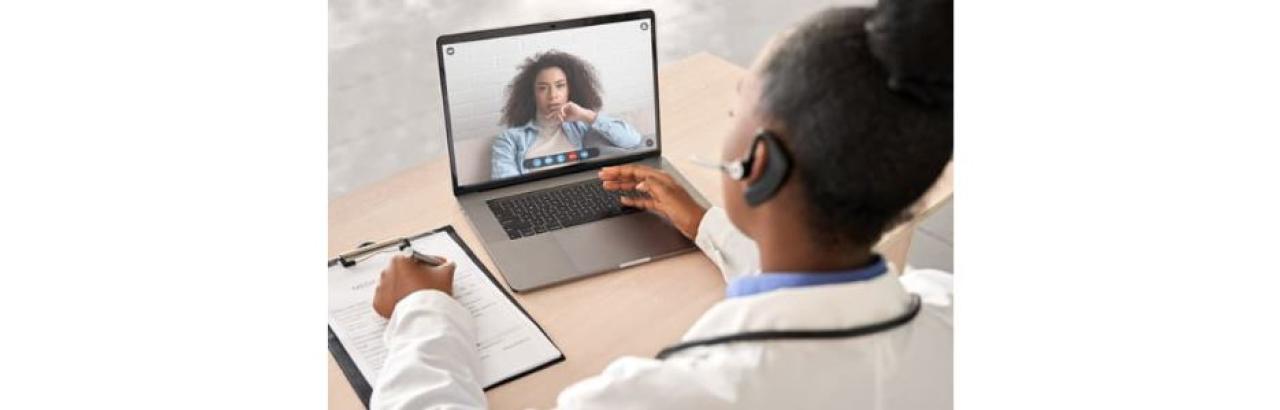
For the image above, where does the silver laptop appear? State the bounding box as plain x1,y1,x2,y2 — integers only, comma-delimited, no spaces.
437,10,707,292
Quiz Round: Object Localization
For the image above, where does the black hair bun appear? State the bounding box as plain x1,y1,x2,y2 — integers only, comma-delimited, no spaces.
865,0,953,106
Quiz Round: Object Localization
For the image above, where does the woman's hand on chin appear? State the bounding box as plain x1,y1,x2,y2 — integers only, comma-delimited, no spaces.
554,101,597,124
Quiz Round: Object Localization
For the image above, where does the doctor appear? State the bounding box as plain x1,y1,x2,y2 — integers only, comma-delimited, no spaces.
370,0,954,408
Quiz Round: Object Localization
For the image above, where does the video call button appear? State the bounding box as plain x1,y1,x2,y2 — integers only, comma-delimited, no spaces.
521,147,602,170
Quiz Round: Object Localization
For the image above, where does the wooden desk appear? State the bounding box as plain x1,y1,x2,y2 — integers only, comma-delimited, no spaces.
328,52,953,409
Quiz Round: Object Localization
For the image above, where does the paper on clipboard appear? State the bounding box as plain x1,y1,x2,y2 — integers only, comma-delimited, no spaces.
327,227,562,396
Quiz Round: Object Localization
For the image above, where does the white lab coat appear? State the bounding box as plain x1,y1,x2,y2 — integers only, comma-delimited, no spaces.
371,206,954,409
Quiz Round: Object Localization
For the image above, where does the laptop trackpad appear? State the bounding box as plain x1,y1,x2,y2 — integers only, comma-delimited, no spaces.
554,212,692,273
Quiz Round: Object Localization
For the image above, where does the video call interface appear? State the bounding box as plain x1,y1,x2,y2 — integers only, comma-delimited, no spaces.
442,18,658,187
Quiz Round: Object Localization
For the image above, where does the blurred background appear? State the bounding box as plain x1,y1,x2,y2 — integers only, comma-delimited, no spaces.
328,0,952,272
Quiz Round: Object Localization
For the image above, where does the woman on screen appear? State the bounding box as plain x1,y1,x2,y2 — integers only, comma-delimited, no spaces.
490,50,643,180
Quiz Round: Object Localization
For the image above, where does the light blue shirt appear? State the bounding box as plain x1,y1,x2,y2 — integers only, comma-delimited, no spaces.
490,112,643,179
725,255,889,298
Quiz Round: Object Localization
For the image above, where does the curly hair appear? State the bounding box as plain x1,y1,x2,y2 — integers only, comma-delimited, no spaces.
500,50,604,127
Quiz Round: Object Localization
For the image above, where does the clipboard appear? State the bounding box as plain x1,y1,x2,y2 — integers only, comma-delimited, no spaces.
327,225,565,408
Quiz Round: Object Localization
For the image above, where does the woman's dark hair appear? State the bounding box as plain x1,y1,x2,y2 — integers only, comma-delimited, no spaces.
759,0,953,249
500,50,604,127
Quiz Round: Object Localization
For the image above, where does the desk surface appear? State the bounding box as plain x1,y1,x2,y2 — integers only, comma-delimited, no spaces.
328,52,953,409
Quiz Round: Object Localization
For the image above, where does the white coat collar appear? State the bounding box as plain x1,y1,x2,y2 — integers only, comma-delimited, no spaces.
681,271,915,341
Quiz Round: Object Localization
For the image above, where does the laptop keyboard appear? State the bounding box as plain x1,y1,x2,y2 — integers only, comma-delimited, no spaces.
487,178,644,240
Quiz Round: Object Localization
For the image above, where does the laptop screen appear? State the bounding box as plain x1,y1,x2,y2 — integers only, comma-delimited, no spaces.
439,12,659,191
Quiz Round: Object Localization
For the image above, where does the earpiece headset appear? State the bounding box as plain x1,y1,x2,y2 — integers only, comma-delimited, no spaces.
727,128,793,207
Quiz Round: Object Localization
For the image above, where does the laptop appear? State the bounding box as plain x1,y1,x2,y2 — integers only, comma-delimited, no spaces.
437,10,709,292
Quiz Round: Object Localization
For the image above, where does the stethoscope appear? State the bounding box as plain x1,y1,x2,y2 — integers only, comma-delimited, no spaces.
655,294,923,360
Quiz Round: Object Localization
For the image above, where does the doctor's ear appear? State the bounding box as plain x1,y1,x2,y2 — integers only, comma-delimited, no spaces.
743,139,769,185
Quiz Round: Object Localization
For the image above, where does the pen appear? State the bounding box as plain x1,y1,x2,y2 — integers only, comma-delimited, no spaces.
409,249,447,266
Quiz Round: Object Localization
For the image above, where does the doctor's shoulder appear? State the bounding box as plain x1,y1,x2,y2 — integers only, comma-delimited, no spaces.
553,353,763,410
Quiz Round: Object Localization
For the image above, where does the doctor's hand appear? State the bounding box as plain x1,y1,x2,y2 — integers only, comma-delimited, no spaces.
600,164,706,240
372,255,456,319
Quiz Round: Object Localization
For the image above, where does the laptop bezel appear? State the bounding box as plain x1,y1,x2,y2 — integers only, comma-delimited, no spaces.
436,10,662,196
